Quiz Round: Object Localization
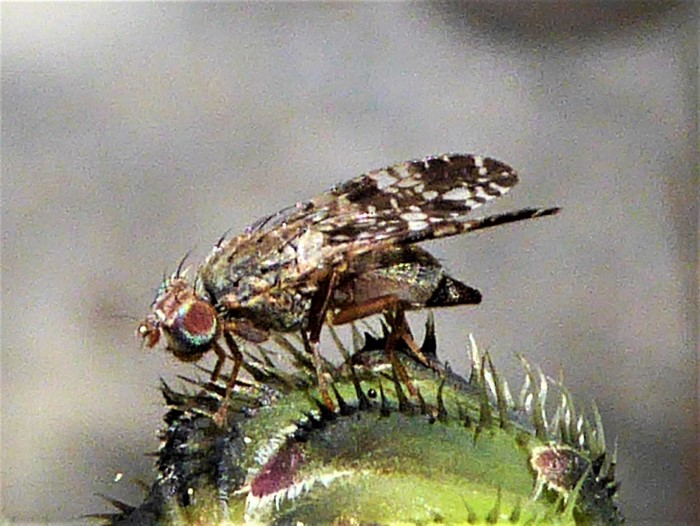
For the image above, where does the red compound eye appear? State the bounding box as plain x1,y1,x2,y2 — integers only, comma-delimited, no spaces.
182,301,217,335
171,299,219,355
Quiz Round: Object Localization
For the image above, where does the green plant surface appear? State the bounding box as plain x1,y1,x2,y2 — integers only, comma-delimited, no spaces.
99,318,622,525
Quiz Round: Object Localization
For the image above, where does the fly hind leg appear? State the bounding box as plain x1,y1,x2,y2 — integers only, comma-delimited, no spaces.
382,307,422,401
333,296,430,368
332,297,426,400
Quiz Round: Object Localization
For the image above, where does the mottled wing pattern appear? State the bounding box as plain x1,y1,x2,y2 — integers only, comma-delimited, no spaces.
236,154,558,287
313,154,519,247
245,154,515,237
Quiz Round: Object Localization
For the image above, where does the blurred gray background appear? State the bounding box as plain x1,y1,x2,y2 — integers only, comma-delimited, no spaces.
2,3,697,524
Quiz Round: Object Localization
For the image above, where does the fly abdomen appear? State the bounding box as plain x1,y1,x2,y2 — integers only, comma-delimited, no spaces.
425,274,481,307
333,246,481,312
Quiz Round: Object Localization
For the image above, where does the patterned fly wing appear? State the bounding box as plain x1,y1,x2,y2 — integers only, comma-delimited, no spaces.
315,154,518,240
243,155,512,236
271,154,558,283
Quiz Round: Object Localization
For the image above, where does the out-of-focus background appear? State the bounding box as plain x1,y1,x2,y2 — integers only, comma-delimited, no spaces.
2,3,697,524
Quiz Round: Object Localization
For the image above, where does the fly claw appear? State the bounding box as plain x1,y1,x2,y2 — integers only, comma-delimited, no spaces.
138,154,559,423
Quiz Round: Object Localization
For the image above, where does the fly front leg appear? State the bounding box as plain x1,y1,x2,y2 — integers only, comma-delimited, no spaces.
212,327,244,426
210,341,227,383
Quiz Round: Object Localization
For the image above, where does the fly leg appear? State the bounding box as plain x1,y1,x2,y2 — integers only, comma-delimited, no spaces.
212,329,243,426
392,308,431,368
304,271,340,411
333,295,429,364
332,297,424,400
210,341,227,383
382,307,421,400
331,295,403,325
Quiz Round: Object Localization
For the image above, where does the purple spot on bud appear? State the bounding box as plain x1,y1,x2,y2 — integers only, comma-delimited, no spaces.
251,443,305,498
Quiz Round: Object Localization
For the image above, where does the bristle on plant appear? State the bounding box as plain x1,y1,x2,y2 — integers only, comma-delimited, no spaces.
101,317,623,525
